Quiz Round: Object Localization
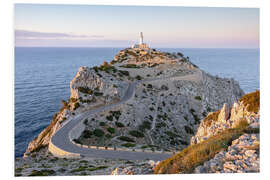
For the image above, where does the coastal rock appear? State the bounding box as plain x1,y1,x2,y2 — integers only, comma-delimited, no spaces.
24,109,71,157
191,91,260,145
194,133,259,173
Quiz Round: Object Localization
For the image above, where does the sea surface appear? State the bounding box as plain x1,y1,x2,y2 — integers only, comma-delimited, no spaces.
15,47,260,157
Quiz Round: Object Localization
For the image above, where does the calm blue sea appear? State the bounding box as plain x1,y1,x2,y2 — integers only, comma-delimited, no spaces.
15,47,260,157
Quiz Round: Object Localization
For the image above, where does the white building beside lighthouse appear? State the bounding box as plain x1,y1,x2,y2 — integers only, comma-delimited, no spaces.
132,32,150,50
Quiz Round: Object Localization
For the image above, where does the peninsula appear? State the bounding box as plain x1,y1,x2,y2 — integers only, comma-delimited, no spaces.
15,33,259,176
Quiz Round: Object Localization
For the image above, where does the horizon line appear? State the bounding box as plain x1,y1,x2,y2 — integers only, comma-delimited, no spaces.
14,46,260,50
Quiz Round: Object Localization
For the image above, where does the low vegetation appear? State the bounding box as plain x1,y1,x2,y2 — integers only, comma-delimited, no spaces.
203,110,221,126
107,127,115,134
93,129,104,137
239,90,260,113
138,121,151,132
154,119,252,174
29,169,56,176
121,143,136,147
194,96,202,101
135,75,142,80
115,121,125,128
74,102,80,110
129,130,144,138
82,130,93,138
78,87,93,94
120,64,140,68
118,136,135,142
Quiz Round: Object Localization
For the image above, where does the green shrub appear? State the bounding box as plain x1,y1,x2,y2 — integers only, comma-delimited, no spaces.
107,127,115,134
120,64,139,68
74,102,80,110
129,130,144,138
93,66,99,72
73,139,82,144
105,134,112,139
115,121,125,127
184,126,194,134
135,75,142,80
106,115,113,121
118,70,129,76
70,97,77,103
78,87,93,94
98,62,117,73
94,92,103,96
138,121,151,132
156,122,166,128
194,96,202,101
161,85,169,90
110,110,121,120
82,130,93,138
121,143,136,147
93,129,104,137
147,84,153,89
29,169,56,176
99,122,106,126
118,136,135,142
239,90,260,113
177,52,184,57
165,131,179,138
83,119,88,125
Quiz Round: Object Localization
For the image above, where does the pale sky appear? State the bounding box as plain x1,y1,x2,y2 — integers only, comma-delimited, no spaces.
14,4,260,48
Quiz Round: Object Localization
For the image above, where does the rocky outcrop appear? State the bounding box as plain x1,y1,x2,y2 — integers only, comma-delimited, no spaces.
70,66,128,103
191,91,260,173
194,133,260,173
24,109,71,157
111,160,158,175
191,91,260,145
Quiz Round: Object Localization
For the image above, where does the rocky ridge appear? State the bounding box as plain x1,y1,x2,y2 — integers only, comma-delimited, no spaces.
153,90,259,174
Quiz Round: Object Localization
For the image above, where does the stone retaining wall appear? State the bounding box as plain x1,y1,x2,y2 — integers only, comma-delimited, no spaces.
48,140,80,158
70,139,177,155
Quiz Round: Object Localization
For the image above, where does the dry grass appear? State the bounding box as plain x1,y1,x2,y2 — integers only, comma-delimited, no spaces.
203,110,221,127
239,90,260,113
154,121,250,174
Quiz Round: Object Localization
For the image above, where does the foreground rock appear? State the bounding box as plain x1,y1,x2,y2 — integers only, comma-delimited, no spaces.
153,90,259,174
191,91,259,145
194,133,259,173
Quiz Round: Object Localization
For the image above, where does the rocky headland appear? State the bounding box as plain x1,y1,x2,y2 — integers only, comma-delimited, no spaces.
15,47,259,176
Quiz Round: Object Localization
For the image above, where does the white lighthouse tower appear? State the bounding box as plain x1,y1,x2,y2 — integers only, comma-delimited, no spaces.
139,32,143,45
132,32,149,50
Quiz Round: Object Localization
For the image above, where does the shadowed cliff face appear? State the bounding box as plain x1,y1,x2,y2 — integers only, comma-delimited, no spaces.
24,48,244,157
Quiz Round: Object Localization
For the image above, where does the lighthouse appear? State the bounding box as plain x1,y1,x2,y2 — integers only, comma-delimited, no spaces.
132,32,149,50
139,32,143,45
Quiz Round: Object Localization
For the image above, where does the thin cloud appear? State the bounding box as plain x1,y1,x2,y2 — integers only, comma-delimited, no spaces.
15,30,104,39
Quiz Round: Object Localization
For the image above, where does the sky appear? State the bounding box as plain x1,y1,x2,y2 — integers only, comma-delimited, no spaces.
14,4,260,48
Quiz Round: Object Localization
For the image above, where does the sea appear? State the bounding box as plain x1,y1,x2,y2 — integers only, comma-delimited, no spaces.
15,47,260,157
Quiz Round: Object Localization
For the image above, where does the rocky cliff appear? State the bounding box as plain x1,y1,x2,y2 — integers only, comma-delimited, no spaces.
154,90,260,174
24,47,244,159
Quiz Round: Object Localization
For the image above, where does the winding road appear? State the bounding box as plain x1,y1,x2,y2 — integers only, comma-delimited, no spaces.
50,72,201,161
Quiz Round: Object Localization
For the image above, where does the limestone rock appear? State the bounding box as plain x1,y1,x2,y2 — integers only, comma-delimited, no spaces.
193,133,260,173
